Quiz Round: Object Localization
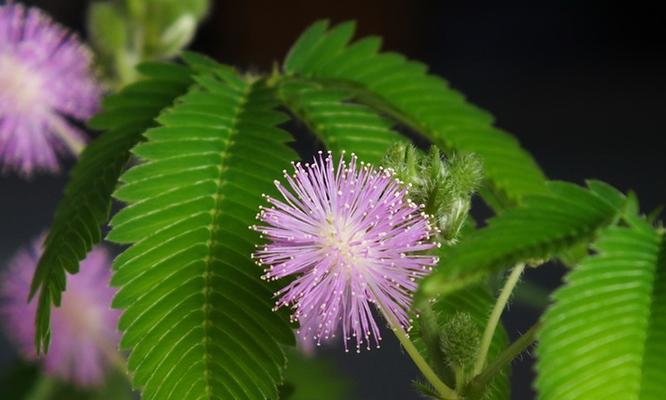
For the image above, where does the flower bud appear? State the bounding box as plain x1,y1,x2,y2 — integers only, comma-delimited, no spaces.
382,142,422,188
440,312,481,369
382,144,483,243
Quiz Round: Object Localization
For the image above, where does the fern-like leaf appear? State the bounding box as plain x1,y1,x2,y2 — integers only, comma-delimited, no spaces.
29,62,195,353
278,79,405,163
536,216,666,399
107,62,296,400
283,20,547,208
421,181,624,296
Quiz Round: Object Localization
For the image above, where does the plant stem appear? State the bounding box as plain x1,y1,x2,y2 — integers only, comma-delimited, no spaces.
454,366,464,391
373,290,458,400
473,263,526,376
465,322,541,399
390,320,459,400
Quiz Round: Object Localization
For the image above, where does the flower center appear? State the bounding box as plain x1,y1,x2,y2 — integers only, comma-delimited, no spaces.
59,291,103,339
0,54,45,113
322,215,366,270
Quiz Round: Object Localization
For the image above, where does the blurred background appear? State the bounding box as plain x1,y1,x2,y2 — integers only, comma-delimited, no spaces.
1,1,665,399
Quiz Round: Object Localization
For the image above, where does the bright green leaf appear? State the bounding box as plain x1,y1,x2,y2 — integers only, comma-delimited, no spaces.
278,79,405,163
283,21,547,209
420,181,623,296
108,61,297,400
536,218,666,399
30,62,195,353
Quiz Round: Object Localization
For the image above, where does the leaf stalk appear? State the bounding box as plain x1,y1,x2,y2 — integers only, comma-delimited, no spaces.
466,322,541,399
473,263,526,375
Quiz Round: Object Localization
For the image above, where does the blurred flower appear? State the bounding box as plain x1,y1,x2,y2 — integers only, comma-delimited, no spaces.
253,152,438,353
0,3,101,176
1,235,120,387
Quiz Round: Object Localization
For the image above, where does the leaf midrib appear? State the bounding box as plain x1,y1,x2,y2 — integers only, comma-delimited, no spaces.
186,79,260,400
199,80,251,399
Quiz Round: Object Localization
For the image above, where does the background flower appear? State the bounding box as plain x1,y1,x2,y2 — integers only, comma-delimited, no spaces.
0,3,101,176
253,153,438,353
0,235,120,387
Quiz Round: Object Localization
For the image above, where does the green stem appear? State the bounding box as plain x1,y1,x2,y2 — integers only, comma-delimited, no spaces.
390,319,459,400
454,366,464,391
466,322,541,399
473,263,525,375
373,289,458,399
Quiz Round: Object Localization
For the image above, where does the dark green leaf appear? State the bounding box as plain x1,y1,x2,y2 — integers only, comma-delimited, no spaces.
30,62,195,353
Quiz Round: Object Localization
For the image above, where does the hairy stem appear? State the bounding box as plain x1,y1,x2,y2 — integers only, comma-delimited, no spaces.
466,322,541,399
373,290,458,399
473,263,526,375
390,320,459,400
454,366,464,391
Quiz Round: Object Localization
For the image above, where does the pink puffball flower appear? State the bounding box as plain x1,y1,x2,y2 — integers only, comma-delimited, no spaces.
0,4,101,176
0,235,120,387
253,152,438,353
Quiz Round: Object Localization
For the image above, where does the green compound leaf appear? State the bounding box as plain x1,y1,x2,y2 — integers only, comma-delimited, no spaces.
536,217,666,400
278,74,406,164
420,181,624,297
30,62,195,354
284,20,547,208
108,63,296,400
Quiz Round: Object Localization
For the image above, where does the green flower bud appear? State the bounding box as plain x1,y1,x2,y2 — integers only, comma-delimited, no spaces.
381,143,483,243
86,0,210,87
382,142,422,188
159,13,197,58
88,2,127,56
440,312,481,369
439,153,482,242
124,0,146,20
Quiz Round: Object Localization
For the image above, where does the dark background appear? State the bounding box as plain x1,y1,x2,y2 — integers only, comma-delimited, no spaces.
2,1,665,399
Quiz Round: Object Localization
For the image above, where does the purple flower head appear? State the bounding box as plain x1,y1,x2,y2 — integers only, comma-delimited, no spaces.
253,152,439,353
1,235,120,387
0,4,101,176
